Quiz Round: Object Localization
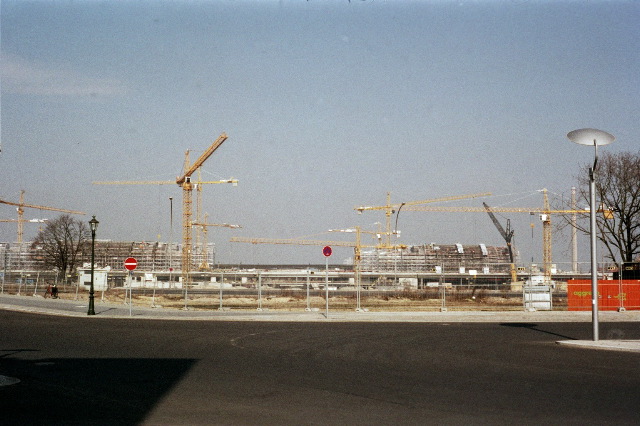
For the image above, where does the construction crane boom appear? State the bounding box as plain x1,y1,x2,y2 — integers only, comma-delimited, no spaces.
0,198,85,214
93,179,237,186
192,222,241,228
0,191,85,244
0,219,47,223
176,133,228,185
483,202,517,282
230,236,376,248
403,189,589,281
355,192,492,247
355,192,492,212
483,203,511,243
404,206,588,213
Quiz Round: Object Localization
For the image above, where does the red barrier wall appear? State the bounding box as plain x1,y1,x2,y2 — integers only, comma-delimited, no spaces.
567,280,640,311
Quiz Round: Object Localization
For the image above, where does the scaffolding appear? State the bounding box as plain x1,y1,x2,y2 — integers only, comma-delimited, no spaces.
361,243,512,274
1,240,215,275
2,240,510,277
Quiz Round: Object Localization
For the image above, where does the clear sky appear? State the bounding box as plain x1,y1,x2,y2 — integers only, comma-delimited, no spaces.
1,0,638,267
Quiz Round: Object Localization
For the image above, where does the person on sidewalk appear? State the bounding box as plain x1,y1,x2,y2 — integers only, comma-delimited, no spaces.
44,284,52,298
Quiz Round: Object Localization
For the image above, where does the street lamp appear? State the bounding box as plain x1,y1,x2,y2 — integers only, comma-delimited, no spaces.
88,215,99,316
567,128,615,341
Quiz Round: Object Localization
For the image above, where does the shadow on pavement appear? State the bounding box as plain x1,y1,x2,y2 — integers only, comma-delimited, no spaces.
0,355,196,425
0,349,40,358
96,307,119,315
499,322,577,340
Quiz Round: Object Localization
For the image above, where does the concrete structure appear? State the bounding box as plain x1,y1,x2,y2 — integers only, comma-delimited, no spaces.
361,243,512,274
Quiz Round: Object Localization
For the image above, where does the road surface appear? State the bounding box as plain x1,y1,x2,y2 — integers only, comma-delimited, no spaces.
1,310,639,424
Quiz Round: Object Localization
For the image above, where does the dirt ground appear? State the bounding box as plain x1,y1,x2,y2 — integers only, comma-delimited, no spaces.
47,288,527,312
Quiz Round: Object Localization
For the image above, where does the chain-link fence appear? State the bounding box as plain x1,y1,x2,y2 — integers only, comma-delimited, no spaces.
2,260,638,312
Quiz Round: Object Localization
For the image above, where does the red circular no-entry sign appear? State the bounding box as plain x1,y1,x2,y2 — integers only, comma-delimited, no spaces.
322,246,332,257
124,257,138,271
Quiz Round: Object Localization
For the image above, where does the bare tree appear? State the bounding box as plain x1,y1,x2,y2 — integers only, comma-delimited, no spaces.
32,214,88,281
572,150,640,263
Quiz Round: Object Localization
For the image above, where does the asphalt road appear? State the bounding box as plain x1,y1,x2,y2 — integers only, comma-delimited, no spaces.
1,310,639,425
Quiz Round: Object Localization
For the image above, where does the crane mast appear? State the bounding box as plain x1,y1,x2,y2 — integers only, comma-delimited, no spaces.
192,215,241,270
175,133,229,289
93,132,235,287
542,188,552,281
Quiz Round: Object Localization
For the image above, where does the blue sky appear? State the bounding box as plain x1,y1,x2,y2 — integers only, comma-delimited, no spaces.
1,0,638,266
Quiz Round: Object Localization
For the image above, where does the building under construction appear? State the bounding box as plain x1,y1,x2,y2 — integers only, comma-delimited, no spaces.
1,240,214,277
2,240,511,276
360,243,513,274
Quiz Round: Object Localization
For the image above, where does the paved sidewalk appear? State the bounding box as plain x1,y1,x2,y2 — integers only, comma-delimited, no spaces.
1,293,639,353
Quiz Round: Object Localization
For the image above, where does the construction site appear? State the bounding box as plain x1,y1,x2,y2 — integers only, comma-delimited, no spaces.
3,132,636,312
1,189,586,296
0,135,588,286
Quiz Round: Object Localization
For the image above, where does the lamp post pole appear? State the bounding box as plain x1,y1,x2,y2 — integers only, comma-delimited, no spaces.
567,128,615,341
88,215,99,316
588,164,598,339
169,197,173,287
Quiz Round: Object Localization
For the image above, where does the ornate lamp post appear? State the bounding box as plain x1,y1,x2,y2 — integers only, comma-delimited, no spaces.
567,128,615,341
88,215,99,316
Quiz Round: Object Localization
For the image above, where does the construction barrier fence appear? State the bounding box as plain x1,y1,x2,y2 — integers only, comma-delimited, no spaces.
567,280,640,311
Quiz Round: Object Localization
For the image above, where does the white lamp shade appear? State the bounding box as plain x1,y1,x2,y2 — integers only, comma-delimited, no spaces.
567,128,615,146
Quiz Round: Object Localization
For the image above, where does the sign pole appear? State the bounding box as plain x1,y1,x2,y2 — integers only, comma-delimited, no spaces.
184,280,189,311
219,272,224,310
123,257,138,317
306,271,311,312
257,272,262,311
323,246,332,318
325,255,329,318
151,273,157,308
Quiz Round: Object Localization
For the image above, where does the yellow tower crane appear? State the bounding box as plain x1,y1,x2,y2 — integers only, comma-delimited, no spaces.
192,214,241,270
230,227,387,311
175,133,232,287
403,189,589,281
327,227,395,310
0,190,85,244
93,132,236,288
354,192,492,248
192,168,239,255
